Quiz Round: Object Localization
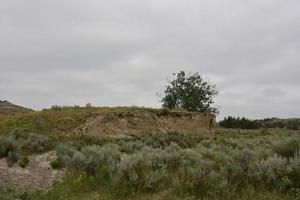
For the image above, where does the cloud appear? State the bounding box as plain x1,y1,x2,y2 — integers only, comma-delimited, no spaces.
0,0,300,120
262,87,286,97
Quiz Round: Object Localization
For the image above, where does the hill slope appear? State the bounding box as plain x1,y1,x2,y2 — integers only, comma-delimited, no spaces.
0,100,33,117
0,106,214,137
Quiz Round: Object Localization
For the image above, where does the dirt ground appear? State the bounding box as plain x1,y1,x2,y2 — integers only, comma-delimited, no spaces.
0,152,62,190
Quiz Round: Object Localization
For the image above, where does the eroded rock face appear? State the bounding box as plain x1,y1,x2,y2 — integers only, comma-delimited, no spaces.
0,152,62,190
73,110,215,138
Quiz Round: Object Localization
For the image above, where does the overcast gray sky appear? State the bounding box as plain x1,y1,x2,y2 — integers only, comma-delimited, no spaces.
1,0,299,119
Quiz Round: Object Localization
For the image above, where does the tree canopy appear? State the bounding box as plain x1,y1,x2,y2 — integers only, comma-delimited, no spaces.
161,71,218,113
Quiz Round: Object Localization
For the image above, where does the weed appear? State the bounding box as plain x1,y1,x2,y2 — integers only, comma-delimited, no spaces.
19,155,29,168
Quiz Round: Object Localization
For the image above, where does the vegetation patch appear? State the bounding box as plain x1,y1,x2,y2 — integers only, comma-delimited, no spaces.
35,129,300,199
1,127,300,199
0,129,53,166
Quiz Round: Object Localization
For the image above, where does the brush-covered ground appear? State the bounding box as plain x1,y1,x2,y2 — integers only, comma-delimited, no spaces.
1,107,300,200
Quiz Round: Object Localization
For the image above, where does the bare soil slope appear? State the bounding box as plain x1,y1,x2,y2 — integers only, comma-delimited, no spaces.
0,152,62,190
73,109,215,137
0,107,215,137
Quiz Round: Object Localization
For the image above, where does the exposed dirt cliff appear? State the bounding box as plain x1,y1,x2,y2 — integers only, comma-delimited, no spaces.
73,109,215,138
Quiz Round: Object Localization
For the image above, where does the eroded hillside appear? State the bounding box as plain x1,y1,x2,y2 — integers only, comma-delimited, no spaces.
73,109,215,137
0,107,215,137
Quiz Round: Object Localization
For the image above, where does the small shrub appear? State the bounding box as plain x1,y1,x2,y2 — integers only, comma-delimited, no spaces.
116,152,148,188
259,155,288,189
96,144,121,171
69,151,86,171
50,160,63,169
2,129,51,154
0,136,20,167
287,156,300,189
53,144,122,175
273,138,300,162
179,160,219,196
19,155,29,168
6,149,20,167
159,143,182,170
0,181,21,200
0,138,12,158
54,144,77,168
234,149,253,172
26,134,50,153
119,140,144,154
144,169,167,191
0,136,21,158
81,145,102,173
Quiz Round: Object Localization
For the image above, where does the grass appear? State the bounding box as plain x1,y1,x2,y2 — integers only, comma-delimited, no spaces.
0,106,190,137
0,107,95,136
15,172,293,200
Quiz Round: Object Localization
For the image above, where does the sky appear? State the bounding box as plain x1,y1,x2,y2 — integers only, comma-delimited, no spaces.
0,0,300,120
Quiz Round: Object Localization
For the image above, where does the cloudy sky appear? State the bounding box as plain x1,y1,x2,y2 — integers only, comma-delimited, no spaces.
1,0,299,119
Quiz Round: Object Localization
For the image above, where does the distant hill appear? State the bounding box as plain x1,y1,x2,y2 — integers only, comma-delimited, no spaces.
0,100,33,117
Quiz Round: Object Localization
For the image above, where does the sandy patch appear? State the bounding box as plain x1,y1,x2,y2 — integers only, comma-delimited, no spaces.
0,151,62,190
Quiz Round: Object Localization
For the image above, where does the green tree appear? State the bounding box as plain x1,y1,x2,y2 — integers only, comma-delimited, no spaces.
161,71,218,113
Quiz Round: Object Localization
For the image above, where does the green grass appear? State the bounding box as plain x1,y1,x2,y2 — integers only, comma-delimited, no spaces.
23,172,292,200
0,107,94,135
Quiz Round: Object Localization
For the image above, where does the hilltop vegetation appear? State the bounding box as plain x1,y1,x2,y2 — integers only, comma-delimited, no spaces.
0,106,213,138
0,106,151,136
0,106,97,136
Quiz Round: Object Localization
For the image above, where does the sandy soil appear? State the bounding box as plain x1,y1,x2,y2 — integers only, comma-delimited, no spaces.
0,151,62,190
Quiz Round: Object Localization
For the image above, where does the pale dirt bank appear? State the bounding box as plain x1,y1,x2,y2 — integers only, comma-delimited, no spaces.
0,152,62,190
